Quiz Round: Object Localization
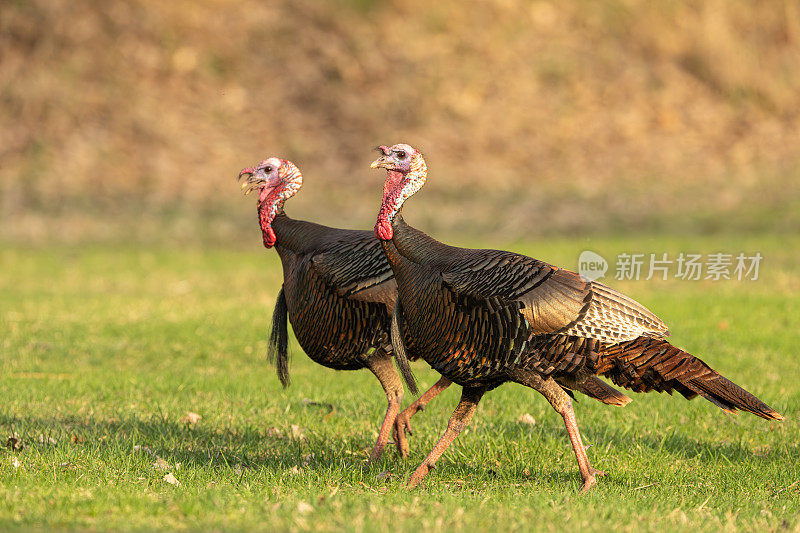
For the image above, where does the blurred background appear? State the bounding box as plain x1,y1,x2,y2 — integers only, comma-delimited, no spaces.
2,0,799,245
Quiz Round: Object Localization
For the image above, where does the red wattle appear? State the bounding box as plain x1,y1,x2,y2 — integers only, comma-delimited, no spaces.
375,170,405,240
258,191,281,249
262,227,277,248
374,219,393,240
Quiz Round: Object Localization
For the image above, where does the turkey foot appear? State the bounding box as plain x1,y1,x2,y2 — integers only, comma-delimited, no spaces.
579,467,605,493
407,459,435,489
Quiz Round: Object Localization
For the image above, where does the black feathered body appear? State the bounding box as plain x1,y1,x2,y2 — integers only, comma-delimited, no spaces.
384,213,781,419
271,213,396,372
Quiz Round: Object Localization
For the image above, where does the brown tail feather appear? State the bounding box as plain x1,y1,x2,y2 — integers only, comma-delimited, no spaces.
267,286,290,388
599,338,783,420
580,376,632,407
687,374,783,420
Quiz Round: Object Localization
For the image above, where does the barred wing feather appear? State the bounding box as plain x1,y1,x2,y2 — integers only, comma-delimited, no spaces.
440,249,668,343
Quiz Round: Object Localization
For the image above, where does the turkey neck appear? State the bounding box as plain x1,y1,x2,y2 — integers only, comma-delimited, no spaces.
268,212,339,256
385,211,454,267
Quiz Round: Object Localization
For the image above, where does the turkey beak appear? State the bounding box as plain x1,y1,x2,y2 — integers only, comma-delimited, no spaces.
238,167,266,196
238,167,256,180
370,156,392,170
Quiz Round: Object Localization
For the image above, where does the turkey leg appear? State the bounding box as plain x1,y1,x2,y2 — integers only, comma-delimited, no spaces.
406,386,485,488
393,376,452,457
366,351,404,462
513,370,604,493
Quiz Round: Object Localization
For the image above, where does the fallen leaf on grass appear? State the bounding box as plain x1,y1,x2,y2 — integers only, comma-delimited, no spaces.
10,457,20,469
344,449,365,456
296,501,313,514
290,424,305,440
517,413,536,425
134,445,161,459
37,434,57,445
266,427,282,438
5,434,24,451
71,435,84,444
135,445,172,471
181,412,202,425
163,473,181,486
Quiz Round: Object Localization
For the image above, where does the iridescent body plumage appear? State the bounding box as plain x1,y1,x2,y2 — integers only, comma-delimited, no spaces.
371,144,783,492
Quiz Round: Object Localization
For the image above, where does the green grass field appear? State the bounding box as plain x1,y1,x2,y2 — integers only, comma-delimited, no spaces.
1,234,798,531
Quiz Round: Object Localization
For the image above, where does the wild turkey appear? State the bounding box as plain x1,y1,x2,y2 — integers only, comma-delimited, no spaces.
369,144,783,492
239,156,419,462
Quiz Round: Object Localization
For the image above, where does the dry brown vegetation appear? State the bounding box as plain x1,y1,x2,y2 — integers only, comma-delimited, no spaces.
1,0,799,243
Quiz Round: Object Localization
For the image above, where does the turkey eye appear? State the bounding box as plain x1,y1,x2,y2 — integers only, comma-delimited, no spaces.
396,151,406,159
263,166,272,173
